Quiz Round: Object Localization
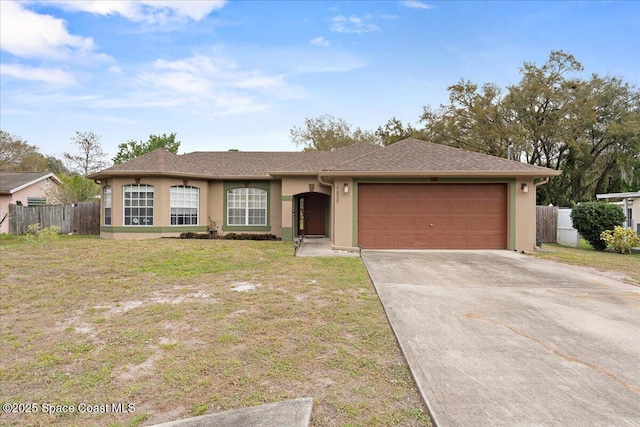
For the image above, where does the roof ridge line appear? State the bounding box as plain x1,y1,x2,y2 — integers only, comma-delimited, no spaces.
319,142,386,170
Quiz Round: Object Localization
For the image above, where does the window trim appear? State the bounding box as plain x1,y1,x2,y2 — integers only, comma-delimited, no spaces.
123,184,154,226
170,185,199,226
104,185,112,226
222,182,271,232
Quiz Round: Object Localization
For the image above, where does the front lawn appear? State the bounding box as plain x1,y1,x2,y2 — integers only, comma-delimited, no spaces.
530,242,640,285
0,237,431,427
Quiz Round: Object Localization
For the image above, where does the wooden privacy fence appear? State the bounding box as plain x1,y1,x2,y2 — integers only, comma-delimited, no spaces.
536,205,558,243
8,202,100,235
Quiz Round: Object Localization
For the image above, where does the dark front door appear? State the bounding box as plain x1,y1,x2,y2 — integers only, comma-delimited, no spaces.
300,193,326,236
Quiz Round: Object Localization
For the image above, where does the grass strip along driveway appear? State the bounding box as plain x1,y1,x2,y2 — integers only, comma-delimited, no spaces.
0,237,431,427
530,243,640,285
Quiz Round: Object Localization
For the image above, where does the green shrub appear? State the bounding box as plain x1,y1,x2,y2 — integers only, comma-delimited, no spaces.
570,202,625,251
178,232,279,241
600,226,640,254
24,223,61,246
179,232,210,239
222,233,278,241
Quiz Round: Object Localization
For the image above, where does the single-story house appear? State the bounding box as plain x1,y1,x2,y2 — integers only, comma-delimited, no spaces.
596,191,640,235
0,171,62,233
87,138,561,251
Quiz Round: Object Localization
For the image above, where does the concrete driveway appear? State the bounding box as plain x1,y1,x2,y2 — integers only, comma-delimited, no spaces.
361,250,640,427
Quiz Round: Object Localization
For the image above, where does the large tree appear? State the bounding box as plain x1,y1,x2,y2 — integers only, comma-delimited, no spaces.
421,51,640,206
290,115,380,151
112,132,181,165
375,117,421,146
420,81,515,158
0,131,47,172
64,131,108,176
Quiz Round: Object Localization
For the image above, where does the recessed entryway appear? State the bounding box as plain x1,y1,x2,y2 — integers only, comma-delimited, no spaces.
295,192,329,237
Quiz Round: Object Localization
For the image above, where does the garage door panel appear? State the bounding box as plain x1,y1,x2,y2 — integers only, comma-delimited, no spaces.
413,219,432,231
358,183,507,249
358,217,378,231
484,218,506,230
393,219,414,231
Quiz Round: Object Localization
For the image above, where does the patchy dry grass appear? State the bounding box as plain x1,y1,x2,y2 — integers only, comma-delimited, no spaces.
531,242,640,285
0,237,431,427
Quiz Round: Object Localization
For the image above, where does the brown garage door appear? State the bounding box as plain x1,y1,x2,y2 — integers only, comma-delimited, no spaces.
358,183,507,249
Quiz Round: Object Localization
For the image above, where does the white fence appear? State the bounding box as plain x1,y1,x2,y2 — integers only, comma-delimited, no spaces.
557,208,580,248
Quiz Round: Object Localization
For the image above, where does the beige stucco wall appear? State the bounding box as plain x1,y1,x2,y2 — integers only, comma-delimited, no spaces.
513,177,537,251
206,181,224,232
281,176,332,239
269,180,283,237
100,176,209,239
101,178,282,239
332,178,355,249
281,177,331,197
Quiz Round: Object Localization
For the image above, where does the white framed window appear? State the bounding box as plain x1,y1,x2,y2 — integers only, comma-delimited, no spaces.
227,187,267,226
104,185,112,225
170,186,199,225
123,184,153,226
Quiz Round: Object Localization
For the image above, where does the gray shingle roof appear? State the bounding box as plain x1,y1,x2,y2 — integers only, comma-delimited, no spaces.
181,151,307,177
0,172,59,194
88,139,559,179
271,143,383,173
88,149,212,178
323,139,560,176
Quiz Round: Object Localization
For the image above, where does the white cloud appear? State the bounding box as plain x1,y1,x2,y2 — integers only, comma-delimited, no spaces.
147,55,286,95
310,36,331,47
126,53,290,116
401,1,435,10
331,15,380,34
0,1,96,60
1,63,76,85
108,66,123,74
45,1,227,24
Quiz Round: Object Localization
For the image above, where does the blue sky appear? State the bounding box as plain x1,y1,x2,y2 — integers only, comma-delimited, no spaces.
1,1,639,163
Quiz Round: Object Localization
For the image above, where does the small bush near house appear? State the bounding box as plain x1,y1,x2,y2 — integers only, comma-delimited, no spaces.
222,232,279,241
179,232,279,241
24,223,61,246
570,202,625,251
179,232,210,239
601,226,640,254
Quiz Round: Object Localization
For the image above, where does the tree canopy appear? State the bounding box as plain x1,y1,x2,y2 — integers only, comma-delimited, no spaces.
289,115,379,151
418,50,640,206
289,52,638,206
0,131,47,172
112,133,181,164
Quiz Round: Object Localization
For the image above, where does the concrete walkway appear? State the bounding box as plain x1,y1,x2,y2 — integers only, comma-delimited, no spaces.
362,250,640,427
151,398,313,427
295,237,360,257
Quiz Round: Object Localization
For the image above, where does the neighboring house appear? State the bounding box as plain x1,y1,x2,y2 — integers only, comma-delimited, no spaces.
0,172,62,233
87,138,560,251
596,191,640,235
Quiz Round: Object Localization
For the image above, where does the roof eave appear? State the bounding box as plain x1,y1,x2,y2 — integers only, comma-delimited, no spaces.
319,170,562,178
216,175,276,181
268,171,320,177
596,191,640,199
87,171,215,180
